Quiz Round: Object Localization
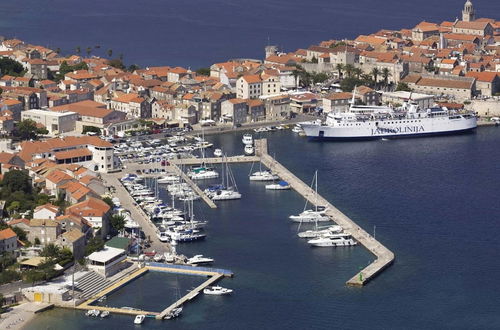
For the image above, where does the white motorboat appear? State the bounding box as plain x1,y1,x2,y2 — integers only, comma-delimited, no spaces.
214,148,223,157
203,286,233,295
157,175,180,184
187,254,214,265
297,225,343,238
188,166,219,180
244,145,254,155
165,307,182,319
157,231,170,242
290,209,330,223
242,134,253,145
307,234,357,247
265,180,291,190
249,170,279,181
100,311,110,318
86,309,101,317
134,314,146,324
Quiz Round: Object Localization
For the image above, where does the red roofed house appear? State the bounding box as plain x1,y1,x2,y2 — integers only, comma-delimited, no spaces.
33,203,60,220
110,93,151,118
0,228,18,253
18,136,118,173
66,197,111,236
465,72,500,96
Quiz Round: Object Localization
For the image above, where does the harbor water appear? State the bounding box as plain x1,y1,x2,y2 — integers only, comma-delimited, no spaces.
25,127,500,329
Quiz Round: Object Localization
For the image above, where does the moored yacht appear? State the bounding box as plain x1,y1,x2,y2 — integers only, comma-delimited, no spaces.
187,254,214,265
249,170,279,181
297,225,343,238
203,286,233,295
307,233,357,247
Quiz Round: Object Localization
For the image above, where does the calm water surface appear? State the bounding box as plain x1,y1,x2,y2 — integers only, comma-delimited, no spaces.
1,0,499,68
25,127,500,329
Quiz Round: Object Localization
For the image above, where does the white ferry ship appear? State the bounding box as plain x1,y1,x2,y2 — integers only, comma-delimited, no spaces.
301,99,477,141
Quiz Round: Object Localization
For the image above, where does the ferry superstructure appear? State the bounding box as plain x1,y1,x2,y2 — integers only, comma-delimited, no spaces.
301,99,477,141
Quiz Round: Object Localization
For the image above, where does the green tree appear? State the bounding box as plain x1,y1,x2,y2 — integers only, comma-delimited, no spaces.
128,64,140,72
195,67,210,76
343,64,355,78
0,87,2,95
6,201,21,215
85,237,105,255
34,237,41,245
14,119,47,140
0,58,26,77
353,68,362,79
102,197,115,209
55,48,61,54
12,227,27,242
1,170,32,195
311,56,318,64
312,72,329,84
107,49,113,58
335,63,344,79
108,59,125,70
381,68,391,87
119,53,124,61
82,126,101,135
86,47,92,56
40,244,60,259
371,68,380,85
110,214,125,232
75,46,81,54
340,77,365,92
395,82,412,92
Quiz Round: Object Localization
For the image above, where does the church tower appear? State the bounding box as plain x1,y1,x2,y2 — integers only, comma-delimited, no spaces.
462,0,475,22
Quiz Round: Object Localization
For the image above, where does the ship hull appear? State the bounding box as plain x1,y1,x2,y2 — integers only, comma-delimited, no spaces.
302,117,477,141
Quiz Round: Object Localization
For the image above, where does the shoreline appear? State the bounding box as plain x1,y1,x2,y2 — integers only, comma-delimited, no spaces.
0,304,38,330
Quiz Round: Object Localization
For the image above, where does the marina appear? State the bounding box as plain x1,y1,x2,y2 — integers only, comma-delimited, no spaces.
110,135,394,289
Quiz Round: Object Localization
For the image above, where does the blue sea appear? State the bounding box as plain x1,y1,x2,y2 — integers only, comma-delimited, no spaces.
0,0,498,69
24,127,500,329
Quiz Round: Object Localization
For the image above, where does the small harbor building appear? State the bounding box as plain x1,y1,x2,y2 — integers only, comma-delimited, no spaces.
87,246,127,278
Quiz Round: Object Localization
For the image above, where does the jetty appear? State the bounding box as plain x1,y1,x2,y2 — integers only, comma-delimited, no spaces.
254,139,395,286
75,263,233,319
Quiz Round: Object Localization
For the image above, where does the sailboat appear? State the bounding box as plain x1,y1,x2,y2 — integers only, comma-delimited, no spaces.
290,171,330,223
187,128,219,180
210,156,242,201
249,161,279,181
167,199,206,243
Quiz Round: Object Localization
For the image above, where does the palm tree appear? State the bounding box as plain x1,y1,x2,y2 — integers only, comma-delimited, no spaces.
353,68,362,79
86,47,92,57
335,63,344,79
371,68,380,85
381,68,391,87
55,48,61,54
75,46,81,55
107,49,113,58
344,64,355,78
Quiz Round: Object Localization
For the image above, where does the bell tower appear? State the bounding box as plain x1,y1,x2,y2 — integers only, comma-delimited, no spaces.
462,0,475,22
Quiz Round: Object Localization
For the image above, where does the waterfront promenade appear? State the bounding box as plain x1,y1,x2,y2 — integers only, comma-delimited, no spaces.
101,174,171,254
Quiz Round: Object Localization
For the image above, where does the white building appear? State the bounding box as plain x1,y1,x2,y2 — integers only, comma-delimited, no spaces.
87,247,127,278
21,109,78,136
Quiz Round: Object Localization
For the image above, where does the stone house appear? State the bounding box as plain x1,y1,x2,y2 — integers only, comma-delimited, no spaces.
28,219,61,245
55,229,85,260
